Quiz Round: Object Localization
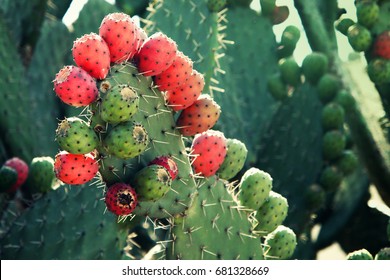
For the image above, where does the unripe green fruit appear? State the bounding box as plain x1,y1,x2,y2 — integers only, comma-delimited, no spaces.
347,249,373,260
279,57,301,87
281,25,301,49
264,225,297,260
321,103,345,131
317,74,340,103
335,18,355,36
367,58,390,85
304,184,326,211
26,157,55,193
319,165,343,192
336,150,358,175
302,52,329,84
347,24,372,52
267,73,288,101
0,166,17,192
334,89,356,112
322,130,346,160
356,1,379,28
218,138,248,180
375,247,390,260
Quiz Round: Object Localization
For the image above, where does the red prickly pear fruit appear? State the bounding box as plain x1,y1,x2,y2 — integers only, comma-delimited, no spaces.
136,32,178,76
135,26,148,53
149,156,178,180
272,6,289,25
165,70,205,111
190,130,227,177
154,51,193,91
4,157,29,192
72,33,110,79
99,12,138,63
373,31,390,59
54,151,99,185
53,65,98,107
105,183,138,216
176,94,221,136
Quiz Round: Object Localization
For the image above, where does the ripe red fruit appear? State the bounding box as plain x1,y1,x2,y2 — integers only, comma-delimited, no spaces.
135,26,148,53
54,151,99,185
53,65,98,107
99,12,138,63
4,157,28,192
165,70,205,111
190,130,227,177
373,31,390,59
149,156,178,180
72,33,110,79
105,183,138,216
136,32,178,76
176,94,221,136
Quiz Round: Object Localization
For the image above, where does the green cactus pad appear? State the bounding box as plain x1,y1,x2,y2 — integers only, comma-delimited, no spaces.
264,225,297,260
0,166,17,192
166,176,264,260
207,0,227,12
267,73,289,101
98,153,134,186
217,138,248,180
302,52,329,85
24,156,55,194
347,248,373,260
238,168,273,211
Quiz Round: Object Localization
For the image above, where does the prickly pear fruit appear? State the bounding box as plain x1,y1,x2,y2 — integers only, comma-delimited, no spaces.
218,138,248,180
176,94,221,136
304,184,326,211
280,25,301,49
53,65,98,107
334,89,356,112
375,248,390,260
25,157,55,193
254,191,288,235
267,73,288,101
136,32,178,76
56,117,99,154
99,13,138,63
135,26,148,53
0,166,17,192
319,165,343,192
321,102,345,131
101,84,139,123
104,122,149,159
279,57,301,87
190,130,227,177
373,31,390,59
347,24,372,52
133,165,172,201
347,249,373,260
317,74,340,103
264,225,297,260
154,51,193,91
367,58,390,84
149,156,178,180
260,0,276,16
72,33,110,79
165,69,205,111
322,130,346,160
105,182,138,216
207,0,227,12
336,150,358,175
4,157,28,192
54,151,99,185
272,6,289,25
356,1,379,28
238,168,272,210
335,18,355,36
302,52,329,84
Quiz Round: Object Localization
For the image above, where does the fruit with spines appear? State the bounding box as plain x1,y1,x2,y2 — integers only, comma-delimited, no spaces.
264,225,297,260
347,249,373,260
367,58,390,84
322,130,346,160
101,84,139,124
317,74,340,103
218,138,248,180
277,25,300,58
190,130,227,177
347,24,372,52
136,32,178,76
72,33,110,79
135,26,147,53
99,12,138,63
133,165,172,201
176,94,221,136
238,168,272,210
0,166,17,192
334,89,356,112
166,69,205,111
373,31,390,59
304,184,326,211
54,151,99,185
25,156,55,193
279,57,301,87
302,52,329,84
356,1,379,28
56,117,99,154
336,150,358,175
267,73,288,101
104,122,149,159
53,65,98,107
254,191,288,235
321,102,345,131
105,182,138,216
375,248,390,260
335,18,355,36
154,51,193,91
149,156,178,180
319,165,343,192
4,157,28,192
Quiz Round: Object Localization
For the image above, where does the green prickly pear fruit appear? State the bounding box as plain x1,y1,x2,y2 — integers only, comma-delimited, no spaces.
104,122,149,159
317,74,340,103
25,157,55,193
133,164,172,201
336,150,358,175
302,52,329,84
207,0,227,12
321,102,345,131
56,117,99,154
264,225,297,260
0,166,18,192
334,89,356,112
101,84,139,124
260,0,276,17
267,73,288,101
319,165,343,192
218,138,248,180
304,184,326,211
367,58,390,85
335,18,355,36
375,248,390,260
347,249,373,260
238,168,272,210
279,57,301,87
280,25,300,50
254,191,288,235
356,1,379,28
347,24,372,52
322,130,346,160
